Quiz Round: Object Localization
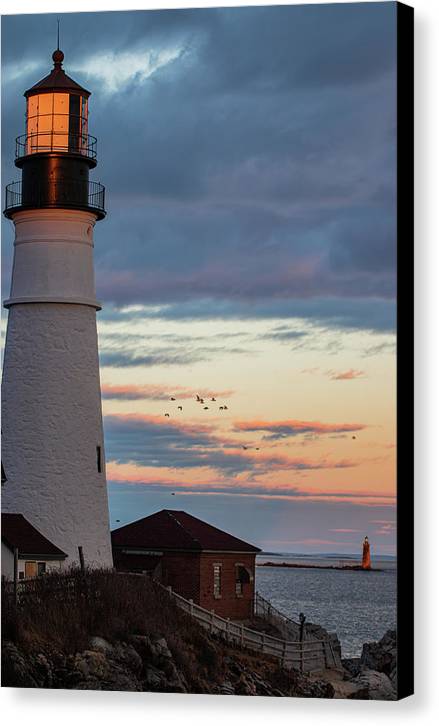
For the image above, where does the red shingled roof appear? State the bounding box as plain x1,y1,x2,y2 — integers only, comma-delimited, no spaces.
1,513,67,559
111,510,261,553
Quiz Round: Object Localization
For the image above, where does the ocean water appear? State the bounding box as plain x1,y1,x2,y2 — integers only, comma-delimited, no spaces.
255,553,397,658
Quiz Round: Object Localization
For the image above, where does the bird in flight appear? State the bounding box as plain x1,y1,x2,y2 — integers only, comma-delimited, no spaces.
170,397,176,401
219,406,224,411
203,406,209,410
242,446,249,450
223,405,228,410
178,406,183,411
164,413,170,417
352,436,356,440
211,397,216,401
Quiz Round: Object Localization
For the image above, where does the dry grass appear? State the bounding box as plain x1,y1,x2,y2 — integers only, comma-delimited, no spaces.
2,569,218,667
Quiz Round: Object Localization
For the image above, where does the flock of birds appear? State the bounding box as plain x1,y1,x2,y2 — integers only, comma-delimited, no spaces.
163,394,262,453
163,394,229,418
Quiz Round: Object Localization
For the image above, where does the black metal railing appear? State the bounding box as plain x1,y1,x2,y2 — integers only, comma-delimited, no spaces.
4,179,106,217
15,132,97,161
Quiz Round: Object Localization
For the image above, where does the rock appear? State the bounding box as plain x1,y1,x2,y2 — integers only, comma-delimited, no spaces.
219,680,235,695
351,669,396,700
152,637,172,660
342,657,362,678
144,665,164,688
34,653,53,688
1,642,41,688
74,650,110,680
111,643,143,675
89,637,113,654
360,630,396,677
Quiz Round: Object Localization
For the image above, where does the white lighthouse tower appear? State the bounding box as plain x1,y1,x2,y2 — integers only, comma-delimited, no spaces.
2,47,113,568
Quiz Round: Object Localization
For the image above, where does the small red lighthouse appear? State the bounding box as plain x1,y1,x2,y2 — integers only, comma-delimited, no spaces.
362,536,371,570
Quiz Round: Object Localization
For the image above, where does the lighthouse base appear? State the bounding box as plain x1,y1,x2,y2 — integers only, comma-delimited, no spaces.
1,302,113,569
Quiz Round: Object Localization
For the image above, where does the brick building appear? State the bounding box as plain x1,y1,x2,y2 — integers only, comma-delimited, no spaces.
111,510,261,619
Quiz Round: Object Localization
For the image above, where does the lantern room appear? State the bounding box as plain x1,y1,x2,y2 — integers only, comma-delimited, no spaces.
17,49,95,163
4,47,105,220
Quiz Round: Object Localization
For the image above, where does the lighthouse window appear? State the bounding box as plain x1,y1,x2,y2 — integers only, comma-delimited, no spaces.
96,446,102,473
68,94,81,151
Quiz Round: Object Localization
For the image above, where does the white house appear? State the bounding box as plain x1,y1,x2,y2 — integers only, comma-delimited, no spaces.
1,513,67,580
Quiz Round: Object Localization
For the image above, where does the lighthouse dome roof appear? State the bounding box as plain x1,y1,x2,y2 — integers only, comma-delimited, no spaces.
24,48,90,99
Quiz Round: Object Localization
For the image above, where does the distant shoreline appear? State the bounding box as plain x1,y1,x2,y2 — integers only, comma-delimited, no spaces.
257,561,382,572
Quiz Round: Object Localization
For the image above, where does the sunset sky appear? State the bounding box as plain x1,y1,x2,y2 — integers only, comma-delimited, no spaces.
1,3,397,554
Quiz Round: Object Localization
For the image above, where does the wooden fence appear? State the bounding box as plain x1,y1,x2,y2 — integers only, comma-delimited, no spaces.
254,591,302,639
165,585,337,673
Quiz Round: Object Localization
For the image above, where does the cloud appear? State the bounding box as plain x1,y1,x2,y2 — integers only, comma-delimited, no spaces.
327,369,366,381
233,418,366,440
72,46,184,93
101,383,234,401
103,413,357,476
2,5,397,335
329,528,361,533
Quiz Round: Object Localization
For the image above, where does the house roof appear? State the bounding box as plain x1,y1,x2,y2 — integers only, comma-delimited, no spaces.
1,513,67,559
111,510,261,553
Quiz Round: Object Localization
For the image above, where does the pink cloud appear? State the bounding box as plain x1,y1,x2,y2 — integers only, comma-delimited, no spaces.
326,369,366,381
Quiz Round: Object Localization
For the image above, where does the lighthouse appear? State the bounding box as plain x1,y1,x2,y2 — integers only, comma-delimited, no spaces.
2,47,113,568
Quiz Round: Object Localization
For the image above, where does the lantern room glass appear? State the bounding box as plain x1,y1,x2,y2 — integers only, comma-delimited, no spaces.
25,92,89,155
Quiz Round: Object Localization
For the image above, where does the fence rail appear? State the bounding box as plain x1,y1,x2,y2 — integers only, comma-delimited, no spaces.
254,591,301,639
165,585,337,673
4,179,105,217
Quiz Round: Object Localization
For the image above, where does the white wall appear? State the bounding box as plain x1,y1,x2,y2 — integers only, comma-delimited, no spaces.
2,208,113,568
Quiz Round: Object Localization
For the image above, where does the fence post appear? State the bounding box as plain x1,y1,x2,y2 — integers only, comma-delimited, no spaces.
167,585,172,595
13,547,19,605
78,546,85,573
323,641,328,669
299,613,306,674
261,632,265,652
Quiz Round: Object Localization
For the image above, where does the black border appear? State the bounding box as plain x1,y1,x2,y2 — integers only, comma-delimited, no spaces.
396,0,414,700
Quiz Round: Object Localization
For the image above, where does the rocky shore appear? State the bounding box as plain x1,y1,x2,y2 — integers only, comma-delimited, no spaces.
2,629,397,699
335,630,397,700
1,570,396,699
2,634,333,698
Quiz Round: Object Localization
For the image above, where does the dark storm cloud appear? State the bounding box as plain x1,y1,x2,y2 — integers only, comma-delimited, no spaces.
2,4,397,331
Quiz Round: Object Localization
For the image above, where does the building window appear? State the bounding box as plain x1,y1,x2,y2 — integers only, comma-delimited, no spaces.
96,445,102,473
19,572,24,580
37,562,46,576
25,561,37,579
235,564,251,597
213,563,222,598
